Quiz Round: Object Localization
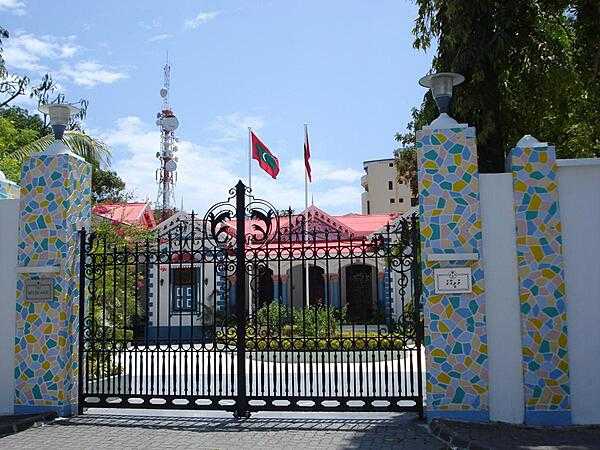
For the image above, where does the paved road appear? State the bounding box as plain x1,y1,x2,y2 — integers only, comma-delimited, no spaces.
0,409,444,450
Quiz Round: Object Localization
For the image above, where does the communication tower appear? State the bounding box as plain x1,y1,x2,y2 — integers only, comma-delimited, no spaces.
155,57,179,220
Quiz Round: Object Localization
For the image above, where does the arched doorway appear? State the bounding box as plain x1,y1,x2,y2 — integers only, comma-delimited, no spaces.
308,266,325,306
345,264,374,322
256,267,274,308
287,265,326,307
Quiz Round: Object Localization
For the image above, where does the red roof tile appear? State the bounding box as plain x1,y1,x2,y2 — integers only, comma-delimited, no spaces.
93,202,156,229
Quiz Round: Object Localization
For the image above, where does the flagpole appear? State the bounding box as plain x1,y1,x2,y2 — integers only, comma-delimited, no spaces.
304,123,310,308
248,127,252,191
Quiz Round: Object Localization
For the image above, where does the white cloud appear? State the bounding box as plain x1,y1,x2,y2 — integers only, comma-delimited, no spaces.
3,32,126,88
0,0,26,15
102,116,242,209
207,112,265,143
59,61,127,87
184,11,221,29
138,18,162,30
3,33,79,71
148,33,173,43
102,115,361,215
288,159,362,184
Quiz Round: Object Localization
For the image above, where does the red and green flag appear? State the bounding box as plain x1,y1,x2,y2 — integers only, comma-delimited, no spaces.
251,131,280,179
304,125,312,182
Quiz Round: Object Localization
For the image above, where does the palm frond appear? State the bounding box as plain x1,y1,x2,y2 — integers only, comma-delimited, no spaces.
14,131,111,166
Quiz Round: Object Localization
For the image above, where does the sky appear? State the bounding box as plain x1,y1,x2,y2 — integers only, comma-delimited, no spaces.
1,0,433,214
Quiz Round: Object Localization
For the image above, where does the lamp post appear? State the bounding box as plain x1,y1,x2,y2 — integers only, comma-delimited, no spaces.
38,102,80,156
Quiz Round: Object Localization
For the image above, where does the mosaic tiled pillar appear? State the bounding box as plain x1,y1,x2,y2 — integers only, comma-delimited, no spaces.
14,152,91,416
417,119,489,422
508,136,570,425
0,171,20,199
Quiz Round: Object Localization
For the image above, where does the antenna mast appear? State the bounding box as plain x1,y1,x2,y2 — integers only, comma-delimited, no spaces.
155,54,179,221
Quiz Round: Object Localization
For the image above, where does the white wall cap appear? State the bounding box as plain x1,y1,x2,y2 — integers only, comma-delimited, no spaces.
516,135,547,148
36,140,86,162
557,158,600,167
426,113,467,130
0,170,18,186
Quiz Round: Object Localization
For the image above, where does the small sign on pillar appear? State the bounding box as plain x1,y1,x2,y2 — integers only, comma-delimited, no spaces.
434,268,472,294
24,279,54,302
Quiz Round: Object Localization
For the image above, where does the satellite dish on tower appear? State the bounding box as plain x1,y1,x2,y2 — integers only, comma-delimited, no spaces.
160,115,179,131
160,88,168,98
165,159,177,172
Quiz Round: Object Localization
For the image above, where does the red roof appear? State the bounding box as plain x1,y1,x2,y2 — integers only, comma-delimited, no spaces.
93,202,157,229
335,213,400,236
228,205,398,241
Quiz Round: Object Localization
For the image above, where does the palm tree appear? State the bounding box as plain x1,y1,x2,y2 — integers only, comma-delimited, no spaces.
14,130,111,166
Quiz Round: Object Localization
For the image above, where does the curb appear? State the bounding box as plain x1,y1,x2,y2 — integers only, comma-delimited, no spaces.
429,419,490,450
0,412,58,439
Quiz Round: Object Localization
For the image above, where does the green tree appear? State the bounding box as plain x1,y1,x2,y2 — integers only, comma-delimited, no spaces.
402,1,600,173
0,107,45,181
394,147,418,198
92,164,128,204
0,106,112,183
86,220,154,377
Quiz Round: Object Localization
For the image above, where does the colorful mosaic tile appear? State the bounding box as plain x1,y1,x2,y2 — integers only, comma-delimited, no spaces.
508,141,570,414
416,124,489,413
14,153,91,414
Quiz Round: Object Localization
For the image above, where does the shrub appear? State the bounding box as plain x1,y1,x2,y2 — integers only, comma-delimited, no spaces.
292,305,343,337
255,300,292,333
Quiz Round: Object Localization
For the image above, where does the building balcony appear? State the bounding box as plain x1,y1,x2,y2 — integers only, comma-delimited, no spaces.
361,175,368,189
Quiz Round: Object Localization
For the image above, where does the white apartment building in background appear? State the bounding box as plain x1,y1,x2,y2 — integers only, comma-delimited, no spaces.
361,158,414,215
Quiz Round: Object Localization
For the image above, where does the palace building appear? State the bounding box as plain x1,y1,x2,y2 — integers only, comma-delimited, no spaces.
144,205,416,341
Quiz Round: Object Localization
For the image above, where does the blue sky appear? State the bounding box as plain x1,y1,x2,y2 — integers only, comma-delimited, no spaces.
2,0,433,213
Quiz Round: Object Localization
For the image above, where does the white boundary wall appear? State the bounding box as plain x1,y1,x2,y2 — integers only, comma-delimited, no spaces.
0,198,19,415
478,161,600,424
480,173,525,423
558,159,600,424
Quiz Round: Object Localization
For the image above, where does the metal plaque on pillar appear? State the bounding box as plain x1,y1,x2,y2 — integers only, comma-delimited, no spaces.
24,279,54,302
434,268,472,294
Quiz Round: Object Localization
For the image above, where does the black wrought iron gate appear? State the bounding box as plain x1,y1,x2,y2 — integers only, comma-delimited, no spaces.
79,182,423,417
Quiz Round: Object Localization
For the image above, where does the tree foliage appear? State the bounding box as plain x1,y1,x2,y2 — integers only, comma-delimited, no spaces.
92,165,128,204
0,107,45,181
399,0,600,174
394,147,418,198
86,220,154,377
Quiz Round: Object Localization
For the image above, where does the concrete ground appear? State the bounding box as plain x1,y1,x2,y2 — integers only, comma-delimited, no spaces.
3,408,600,449
0,409,443,450
431,418,600,450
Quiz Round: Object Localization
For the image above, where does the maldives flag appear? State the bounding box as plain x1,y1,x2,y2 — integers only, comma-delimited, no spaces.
304,125,312,182
251,131,280,179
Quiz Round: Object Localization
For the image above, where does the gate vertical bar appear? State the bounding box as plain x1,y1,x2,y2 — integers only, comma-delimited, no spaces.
411,214,424,419
234,181,248,418
77,227,87,415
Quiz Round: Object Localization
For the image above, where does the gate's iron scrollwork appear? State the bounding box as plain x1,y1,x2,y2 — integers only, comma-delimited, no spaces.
79,181,423,417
